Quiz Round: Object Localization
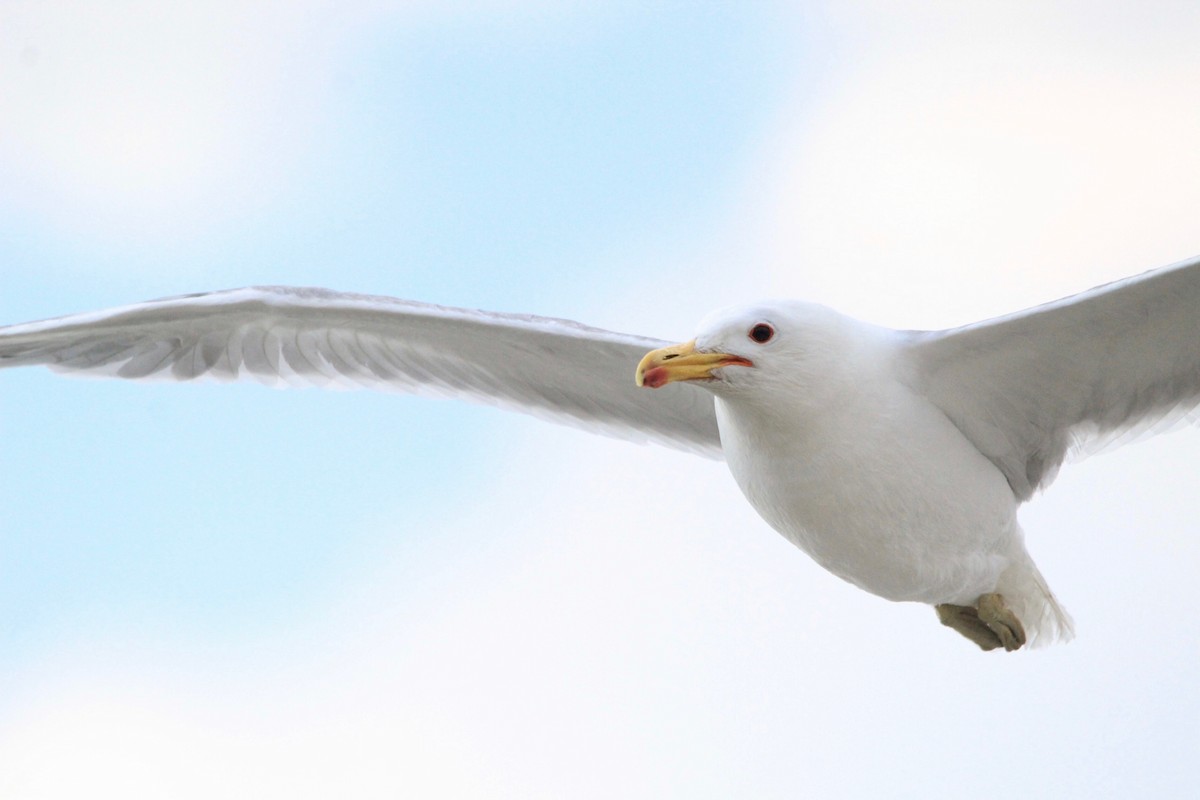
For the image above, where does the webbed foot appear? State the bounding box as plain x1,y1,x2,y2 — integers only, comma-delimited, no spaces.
936,593,1026,652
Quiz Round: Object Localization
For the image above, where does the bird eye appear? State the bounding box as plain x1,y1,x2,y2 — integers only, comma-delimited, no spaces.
748,323,775,344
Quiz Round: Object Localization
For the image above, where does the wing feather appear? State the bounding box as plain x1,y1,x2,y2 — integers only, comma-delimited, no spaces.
903,255,1200,499
0,287,721,457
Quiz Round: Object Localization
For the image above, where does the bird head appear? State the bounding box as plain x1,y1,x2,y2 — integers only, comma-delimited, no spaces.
636,301,883,401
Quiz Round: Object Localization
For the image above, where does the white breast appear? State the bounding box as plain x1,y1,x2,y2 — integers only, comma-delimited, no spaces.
714,382,1021,606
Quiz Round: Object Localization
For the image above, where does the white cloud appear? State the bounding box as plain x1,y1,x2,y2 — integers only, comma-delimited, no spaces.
737,2,1200,328
0,1,380,245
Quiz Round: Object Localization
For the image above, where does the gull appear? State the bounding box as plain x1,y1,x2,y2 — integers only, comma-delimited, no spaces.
3,256,1199,651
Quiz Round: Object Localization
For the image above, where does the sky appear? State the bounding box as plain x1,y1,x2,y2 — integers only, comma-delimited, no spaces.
1,2,1199,797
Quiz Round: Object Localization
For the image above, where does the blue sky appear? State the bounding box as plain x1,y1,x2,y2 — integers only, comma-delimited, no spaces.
2,3,1199,797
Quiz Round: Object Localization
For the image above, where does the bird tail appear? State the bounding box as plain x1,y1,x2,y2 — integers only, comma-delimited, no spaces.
999,553,1075,648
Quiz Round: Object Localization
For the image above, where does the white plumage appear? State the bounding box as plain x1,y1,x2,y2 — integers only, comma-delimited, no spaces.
3,255,1199,650
0,287,721,455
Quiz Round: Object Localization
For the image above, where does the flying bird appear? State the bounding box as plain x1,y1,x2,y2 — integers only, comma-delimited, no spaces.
4,256,1199,652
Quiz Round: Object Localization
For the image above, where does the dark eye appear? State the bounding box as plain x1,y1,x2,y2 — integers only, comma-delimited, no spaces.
749,323,775,344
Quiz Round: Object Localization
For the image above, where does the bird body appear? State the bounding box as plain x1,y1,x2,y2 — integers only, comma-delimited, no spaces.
706,308,1066,643
4,256,1200,651
716,342,1018,605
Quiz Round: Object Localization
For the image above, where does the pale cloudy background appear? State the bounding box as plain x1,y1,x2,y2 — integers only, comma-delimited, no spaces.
1,2,1198,798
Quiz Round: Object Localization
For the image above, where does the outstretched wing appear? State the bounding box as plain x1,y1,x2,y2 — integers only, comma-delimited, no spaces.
903,255,1200,500
0,287,721,457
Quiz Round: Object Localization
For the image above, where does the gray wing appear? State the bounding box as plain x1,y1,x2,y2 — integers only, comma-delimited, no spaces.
0,286,721,457
903,255,1200,500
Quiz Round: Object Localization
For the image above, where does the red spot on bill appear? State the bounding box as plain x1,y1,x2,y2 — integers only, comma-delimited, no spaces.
642,366,670,388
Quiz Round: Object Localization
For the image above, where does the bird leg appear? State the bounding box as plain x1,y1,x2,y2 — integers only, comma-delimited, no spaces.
935,593,1026,652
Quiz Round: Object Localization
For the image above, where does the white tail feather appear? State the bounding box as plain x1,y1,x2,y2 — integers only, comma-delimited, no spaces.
998,552,1075,648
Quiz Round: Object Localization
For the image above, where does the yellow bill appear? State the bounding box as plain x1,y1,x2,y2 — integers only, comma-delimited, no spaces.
635,340,753,388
